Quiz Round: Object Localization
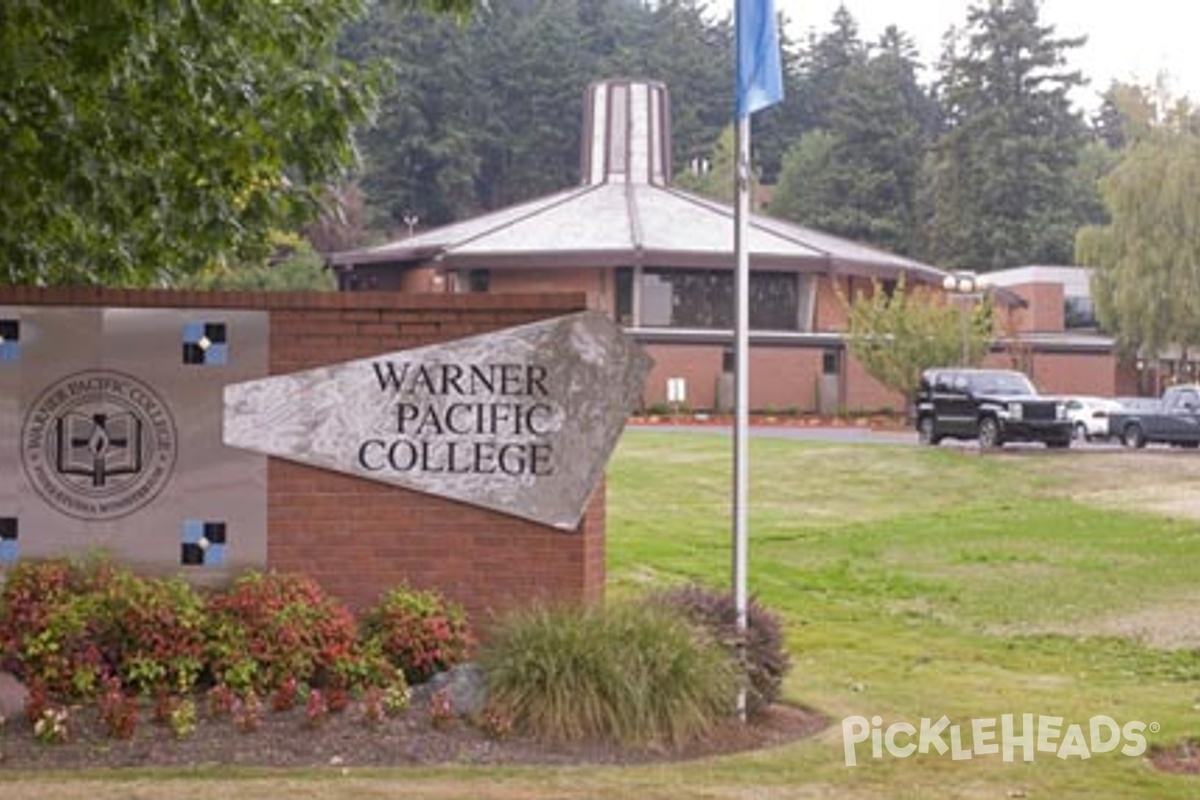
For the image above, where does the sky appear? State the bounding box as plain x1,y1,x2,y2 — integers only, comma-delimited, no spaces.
713,1,1199,112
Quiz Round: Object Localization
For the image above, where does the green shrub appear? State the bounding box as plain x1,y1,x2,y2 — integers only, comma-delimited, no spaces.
360,585,473,684
653,583,791,716
0,558,206,699
204,571,366,694
479,602,738,749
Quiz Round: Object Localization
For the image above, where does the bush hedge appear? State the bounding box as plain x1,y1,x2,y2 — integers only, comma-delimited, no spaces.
360,585,473,684
204,571,375,694
652,583,791,716
0,558,206,699
0,560,440,702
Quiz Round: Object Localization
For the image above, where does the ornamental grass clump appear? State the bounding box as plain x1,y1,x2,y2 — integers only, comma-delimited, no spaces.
479,602,738,749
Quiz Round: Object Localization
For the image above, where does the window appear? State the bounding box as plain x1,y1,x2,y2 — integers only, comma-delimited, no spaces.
822,349,839,376
615,267,634,326
1064,295,1096,329
450,269,490,293
637,268,813,331
467,269,490,293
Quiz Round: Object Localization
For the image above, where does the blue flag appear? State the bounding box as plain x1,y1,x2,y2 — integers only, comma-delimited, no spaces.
735,0,784,119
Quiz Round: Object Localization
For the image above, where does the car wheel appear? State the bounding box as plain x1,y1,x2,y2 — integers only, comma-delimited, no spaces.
977,416,1002,450
1073,422,1089,442
918,415,940,446
1122,422,1147,449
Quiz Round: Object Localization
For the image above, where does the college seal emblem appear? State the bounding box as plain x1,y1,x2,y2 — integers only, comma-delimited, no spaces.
21,370,178,520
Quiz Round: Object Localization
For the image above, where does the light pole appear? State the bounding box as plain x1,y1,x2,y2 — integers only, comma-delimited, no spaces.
402,210,419,238
942,271,981,366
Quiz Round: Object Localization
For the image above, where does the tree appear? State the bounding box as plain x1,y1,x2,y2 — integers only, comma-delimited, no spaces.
672,126,744,203
179,234,337,292
923,0,1087,270
798,4,867,132
771,25,933,255
343,5,481,229
1077,95,1200,360
841,277,992,405
0,1,393,286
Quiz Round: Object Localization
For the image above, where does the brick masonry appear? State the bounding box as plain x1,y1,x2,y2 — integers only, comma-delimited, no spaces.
0,288,603,625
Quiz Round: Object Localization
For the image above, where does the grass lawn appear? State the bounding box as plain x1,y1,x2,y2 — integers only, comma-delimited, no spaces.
609,431,1200,798
5,430,1200,798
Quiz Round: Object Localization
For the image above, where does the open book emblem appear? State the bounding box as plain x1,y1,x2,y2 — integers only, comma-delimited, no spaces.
22,370,177,521
56,412,144,487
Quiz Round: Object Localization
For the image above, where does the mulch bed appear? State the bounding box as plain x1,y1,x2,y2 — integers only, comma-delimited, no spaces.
0,688,827,771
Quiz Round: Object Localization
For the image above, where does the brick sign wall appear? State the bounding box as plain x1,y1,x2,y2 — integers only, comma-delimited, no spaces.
0,287,603,624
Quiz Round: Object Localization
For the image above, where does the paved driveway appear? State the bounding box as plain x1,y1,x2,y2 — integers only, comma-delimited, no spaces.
627,423,1127,450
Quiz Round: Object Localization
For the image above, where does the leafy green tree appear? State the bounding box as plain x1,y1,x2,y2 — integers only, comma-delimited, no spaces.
178,234,337,292
1077,96,1200,360
842,277,992,404
923,0,1087,270
0,1,387,286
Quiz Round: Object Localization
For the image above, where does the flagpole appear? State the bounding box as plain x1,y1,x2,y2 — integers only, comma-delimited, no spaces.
733,0,782,723
732,111,751,721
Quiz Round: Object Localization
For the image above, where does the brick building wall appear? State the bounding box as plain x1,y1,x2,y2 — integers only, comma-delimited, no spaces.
1008,283,1066,332
0,287,602,624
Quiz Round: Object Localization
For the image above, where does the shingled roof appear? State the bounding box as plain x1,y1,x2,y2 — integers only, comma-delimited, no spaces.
330,79,947,285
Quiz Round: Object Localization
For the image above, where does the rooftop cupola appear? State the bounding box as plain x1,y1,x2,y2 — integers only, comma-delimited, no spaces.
581,79,672,186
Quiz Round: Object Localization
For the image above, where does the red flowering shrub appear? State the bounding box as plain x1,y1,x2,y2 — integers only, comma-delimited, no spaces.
0,558,205,699
97,677,138,739
360,585,473,684
94,570,206,695
0,559,106,697
204,571,366,694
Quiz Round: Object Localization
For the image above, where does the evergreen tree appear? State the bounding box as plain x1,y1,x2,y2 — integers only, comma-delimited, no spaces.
343,7,479,230
770,23,932,255
470,1,590,207
923,0,1087,270
798,5,867,132
345,0,734,227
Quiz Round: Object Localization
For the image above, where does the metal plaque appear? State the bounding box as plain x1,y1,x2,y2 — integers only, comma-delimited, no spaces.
0,307,268,577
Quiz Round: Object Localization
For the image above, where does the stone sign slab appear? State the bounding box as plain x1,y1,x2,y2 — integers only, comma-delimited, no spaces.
223,311,651,529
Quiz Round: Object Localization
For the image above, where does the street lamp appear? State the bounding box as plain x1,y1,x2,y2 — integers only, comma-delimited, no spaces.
402,210,419,238
943,271,981,366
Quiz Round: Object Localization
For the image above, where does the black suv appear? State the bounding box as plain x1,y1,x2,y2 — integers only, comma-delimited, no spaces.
914,368,1072,449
